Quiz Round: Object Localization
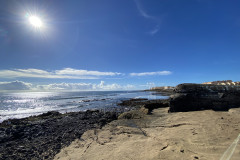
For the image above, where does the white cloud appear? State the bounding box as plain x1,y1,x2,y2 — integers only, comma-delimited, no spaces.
134,0,154,19
37,81,135,91
139,82,156,89
95,81,122,90
134,0,163,35
0,68,122,79
149,28,159,35
36,82,94,91
149,25,160,35
16,69,49,74
0,79,168,91
130,71,172,76
0,80,135,91
55,68,122,76
0,81,32,90
147,82,155,88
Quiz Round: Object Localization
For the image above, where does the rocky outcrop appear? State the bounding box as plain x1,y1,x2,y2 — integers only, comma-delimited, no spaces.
118,98,169,109
118,98,170,118
169,83,240,112
118,109,146,119
117,103,165,119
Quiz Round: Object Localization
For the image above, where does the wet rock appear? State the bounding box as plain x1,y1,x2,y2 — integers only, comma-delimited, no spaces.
118,98,148,106
40,111,61,117
0,110,117,160
118,98,169,108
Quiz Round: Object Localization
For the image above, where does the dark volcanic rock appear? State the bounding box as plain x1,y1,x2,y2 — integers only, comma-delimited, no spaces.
169,83,240,112
118,98,148,107
118,98,170,115
118,98,169,108
143,102,169,114
0,110,117,160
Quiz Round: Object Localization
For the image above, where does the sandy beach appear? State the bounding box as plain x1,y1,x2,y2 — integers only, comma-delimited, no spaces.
55,107,240,160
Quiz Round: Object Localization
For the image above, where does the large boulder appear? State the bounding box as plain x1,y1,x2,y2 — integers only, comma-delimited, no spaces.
118,109,146,119
169,83,240,112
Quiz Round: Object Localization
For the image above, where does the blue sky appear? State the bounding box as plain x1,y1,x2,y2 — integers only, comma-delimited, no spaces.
0,0,239,91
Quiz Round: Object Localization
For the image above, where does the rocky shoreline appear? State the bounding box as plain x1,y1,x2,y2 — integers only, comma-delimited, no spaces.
0,110,117,160
54,92,240,160
54,106,240,160
2,83,240,159
0,97,168,160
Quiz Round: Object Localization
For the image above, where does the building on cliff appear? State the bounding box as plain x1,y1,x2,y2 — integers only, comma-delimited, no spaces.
203,80,240,86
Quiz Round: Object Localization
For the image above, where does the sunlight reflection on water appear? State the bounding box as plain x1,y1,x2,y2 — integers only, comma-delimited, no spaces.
0,91,168,122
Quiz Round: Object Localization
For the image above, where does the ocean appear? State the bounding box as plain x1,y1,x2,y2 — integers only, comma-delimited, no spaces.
0,90,168,122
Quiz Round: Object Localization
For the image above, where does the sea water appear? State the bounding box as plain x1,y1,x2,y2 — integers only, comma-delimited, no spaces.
0,90,168,122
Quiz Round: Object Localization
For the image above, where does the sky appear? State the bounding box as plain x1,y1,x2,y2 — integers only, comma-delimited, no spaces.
0,0,240,91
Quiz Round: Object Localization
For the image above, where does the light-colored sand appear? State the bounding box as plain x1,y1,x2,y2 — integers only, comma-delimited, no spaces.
55,108,240,160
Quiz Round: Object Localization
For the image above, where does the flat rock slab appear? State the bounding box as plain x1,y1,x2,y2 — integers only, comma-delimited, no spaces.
55,108,240,160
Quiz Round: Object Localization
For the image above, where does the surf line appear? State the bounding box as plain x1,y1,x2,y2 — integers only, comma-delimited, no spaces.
220,133,240,160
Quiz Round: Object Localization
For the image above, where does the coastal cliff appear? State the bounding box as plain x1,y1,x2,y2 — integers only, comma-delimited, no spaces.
169,83,240,112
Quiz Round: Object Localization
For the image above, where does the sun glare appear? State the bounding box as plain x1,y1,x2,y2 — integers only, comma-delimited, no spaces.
29,16,43,28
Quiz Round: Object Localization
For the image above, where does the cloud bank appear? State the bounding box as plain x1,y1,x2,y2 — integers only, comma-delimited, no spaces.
0,81,32,90
0,68,172,80
37,81,134,91
0,80,135,91
130,71,172,76
0,68,122,79
55,68,122,76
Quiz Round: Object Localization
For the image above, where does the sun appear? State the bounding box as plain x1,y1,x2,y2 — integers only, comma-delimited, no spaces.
28,16,43,28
